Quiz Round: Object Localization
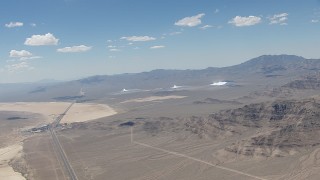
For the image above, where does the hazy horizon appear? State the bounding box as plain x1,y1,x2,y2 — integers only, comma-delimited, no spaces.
1,0,320,83
2,2,320,179
0,54,312,84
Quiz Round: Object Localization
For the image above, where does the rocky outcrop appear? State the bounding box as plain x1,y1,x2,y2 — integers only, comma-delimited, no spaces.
142,98,320,157
220,99,320,157
283,74,320,90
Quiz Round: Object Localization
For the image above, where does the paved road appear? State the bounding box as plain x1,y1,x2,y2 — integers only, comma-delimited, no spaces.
50,102,78,180
50,127,78,180
52,102,74,128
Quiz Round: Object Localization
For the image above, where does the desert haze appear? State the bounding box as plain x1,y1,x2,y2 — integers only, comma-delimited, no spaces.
3,0,320,179
1,55,320,180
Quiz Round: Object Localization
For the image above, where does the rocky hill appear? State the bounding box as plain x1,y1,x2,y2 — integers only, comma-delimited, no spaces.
221,99,320,157
283,73,320,90
139,98,320,157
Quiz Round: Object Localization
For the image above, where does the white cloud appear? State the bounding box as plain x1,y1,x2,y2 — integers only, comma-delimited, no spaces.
109,48,121,52
175,13,205,27
5,22,23,28
214,9,220,14
57,45,92,53
20,56,42,61
5,62,34,72
311,9,320,23
30,23,37,27
25,33,59,46
9,50,32,58
128,42,134,45
228,16,262,27
9,50,42,60
200,25,213,30
268,13,288,25
107,40,113,43
150,45,165,49
107,45,117,48
120,36,156,42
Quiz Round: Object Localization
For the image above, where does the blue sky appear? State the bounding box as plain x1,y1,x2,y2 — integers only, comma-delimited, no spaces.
1,0,320,83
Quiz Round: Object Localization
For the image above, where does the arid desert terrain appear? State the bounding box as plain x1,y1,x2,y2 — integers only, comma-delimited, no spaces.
1,55,320,180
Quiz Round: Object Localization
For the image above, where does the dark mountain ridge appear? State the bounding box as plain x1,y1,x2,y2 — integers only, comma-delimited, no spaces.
73,54,320,86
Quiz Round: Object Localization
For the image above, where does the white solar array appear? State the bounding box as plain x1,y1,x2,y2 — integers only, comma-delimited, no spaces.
210,81,228,86
171,85,182,89
118,81,229,94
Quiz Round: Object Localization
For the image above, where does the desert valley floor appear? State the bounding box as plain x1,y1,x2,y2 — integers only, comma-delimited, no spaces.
1,55,320,180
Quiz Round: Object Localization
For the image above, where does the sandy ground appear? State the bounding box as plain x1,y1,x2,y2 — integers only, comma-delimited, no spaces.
0,102,117,180
18,94,320,179
61,103,117,123
26,126,267,180
120,95,186,103
0,102,117,124
0,102,71,123
0,144,25,180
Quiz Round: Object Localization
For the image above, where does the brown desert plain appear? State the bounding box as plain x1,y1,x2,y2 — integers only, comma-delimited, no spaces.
1,55,320,180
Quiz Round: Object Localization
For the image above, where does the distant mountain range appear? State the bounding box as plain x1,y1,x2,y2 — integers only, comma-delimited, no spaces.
72,54,320,87
1,54,319,102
